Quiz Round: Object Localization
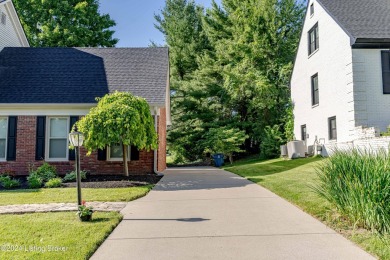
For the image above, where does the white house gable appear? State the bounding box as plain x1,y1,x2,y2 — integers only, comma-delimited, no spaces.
0,0,29,51
291,0,354,146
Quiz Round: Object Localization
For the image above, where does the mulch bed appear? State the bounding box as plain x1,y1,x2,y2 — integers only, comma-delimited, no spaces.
0,174,162,190
62,180,150,189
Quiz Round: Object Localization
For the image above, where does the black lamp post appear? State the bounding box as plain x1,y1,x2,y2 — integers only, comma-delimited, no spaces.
69,128,84,206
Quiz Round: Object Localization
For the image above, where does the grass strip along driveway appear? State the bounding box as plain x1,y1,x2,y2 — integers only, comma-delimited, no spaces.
0,211,122,259
224,157,390,260
0,185,152,206
0,185,153,259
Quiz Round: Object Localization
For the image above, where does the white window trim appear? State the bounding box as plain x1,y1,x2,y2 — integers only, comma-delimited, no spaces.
0,117,8,162
107,144,131,162
45,116,69,162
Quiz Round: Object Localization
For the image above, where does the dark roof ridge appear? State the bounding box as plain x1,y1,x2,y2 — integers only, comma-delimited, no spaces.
316,0,390,42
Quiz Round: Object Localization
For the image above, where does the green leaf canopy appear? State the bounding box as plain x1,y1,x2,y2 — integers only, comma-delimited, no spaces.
76,92,158,155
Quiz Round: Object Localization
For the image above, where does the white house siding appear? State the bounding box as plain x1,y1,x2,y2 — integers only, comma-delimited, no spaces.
352,49,390,132
291,0,354,148
0,3,26,51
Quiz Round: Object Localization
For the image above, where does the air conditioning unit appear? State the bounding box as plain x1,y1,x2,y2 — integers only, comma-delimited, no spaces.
287,141,306,159
280,145,288,157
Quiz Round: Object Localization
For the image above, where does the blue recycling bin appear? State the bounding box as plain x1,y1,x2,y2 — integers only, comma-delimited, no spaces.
212,153,224,167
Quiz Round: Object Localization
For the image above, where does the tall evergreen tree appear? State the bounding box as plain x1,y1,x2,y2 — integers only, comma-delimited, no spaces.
155,0,212,161
13,0,118,47
156,0,305,161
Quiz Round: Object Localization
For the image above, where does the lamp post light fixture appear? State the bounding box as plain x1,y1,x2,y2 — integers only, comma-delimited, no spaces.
69,128,84,206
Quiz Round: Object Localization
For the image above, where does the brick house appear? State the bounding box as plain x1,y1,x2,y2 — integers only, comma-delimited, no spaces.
290,0,390,155
0,47,170,175
0,0,29,50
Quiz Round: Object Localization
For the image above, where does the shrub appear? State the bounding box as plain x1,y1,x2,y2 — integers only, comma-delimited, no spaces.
0,175,20,189
1,169,16,176
202,127,248,164
314,148,390,233
260,125,284,159
27,173,43,189
33,162,57,182
44,178,63,188
63,171,87,182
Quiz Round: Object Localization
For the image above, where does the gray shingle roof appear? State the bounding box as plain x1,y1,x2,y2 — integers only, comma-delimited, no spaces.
0,47,169,105
318,0,390,41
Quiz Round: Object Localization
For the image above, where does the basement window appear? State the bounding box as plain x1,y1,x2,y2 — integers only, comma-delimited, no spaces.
311,73,319,106
301,125,307,141
328,116,337,140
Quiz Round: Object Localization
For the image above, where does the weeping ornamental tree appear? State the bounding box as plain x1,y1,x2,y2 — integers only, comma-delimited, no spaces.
76,92,158,176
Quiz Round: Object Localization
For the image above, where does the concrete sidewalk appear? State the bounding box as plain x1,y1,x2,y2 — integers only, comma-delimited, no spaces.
92,167,374,260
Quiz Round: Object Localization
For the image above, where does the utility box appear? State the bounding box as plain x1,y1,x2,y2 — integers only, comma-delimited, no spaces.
287,141,306,159
280,145,288,157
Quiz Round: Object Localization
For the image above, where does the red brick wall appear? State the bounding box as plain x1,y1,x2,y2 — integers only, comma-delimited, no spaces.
157,107,167,172
0,116,158,176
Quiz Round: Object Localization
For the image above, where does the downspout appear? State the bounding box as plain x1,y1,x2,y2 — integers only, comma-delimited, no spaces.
153,106,164,176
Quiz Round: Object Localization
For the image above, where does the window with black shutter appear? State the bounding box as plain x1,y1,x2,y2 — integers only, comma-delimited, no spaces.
97,147,107,161
68,116,79,161
382,51,390,94
130,145,139,161
36,116,46,160
308,23,319,55
6,116,17,161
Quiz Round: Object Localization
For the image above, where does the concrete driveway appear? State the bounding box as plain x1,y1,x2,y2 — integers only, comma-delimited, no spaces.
92,167,374,260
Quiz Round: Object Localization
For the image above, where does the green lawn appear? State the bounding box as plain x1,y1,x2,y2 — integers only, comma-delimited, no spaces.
0,211,122,259
224,157,390,260
0,186,152,205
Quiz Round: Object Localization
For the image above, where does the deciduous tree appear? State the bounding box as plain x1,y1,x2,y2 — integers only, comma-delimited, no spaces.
13,0,118,47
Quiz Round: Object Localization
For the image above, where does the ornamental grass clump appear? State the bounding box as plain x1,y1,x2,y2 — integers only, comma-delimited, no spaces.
315,148,390,233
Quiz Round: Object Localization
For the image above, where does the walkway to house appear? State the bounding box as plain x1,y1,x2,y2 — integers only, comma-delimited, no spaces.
0,202,127,214
92,167,374,260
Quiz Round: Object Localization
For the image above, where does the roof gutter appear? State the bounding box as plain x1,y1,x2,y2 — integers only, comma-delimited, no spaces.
153,106,164,177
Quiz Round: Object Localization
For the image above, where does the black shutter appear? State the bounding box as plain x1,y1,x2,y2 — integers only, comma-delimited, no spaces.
35,116,46,160
68,116,79,161
6,116,17,161
382,51,390,94
97,147,107,161
131,145,139,161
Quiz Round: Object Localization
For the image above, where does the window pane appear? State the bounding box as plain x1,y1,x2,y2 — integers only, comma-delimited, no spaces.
331,119,336,129
314,90,319,104
311,31,315,42
50,118,68,138
49,139,67,158
0,139,5,158
0,118,7,138
110,144,123,158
